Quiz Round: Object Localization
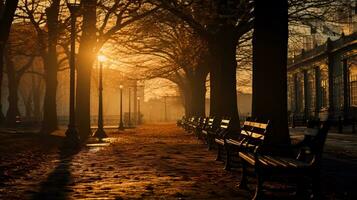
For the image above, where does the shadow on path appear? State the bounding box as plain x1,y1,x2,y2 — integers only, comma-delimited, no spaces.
31,145,80,200
322,157,357,199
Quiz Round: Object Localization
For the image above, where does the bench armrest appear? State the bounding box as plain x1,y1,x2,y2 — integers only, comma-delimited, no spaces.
296,146,312,160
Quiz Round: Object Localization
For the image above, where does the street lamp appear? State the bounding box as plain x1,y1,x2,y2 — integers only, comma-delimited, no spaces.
164,96,167,122
65,0,81,146
93,55,107,139
119,85,124,130
137,97,141,125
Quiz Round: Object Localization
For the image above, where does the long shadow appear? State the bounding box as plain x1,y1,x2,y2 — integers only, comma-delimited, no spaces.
31,145,80,200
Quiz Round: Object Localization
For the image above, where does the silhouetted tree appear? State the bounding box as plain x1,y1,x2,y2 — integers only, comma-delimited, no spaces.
76,0,158,140
252,0,291,149
0,0,19,124
16,0,66,133
4,23,37,126
76,0,97,140
41,0,61,134
150,0,256,129
119,13,210,117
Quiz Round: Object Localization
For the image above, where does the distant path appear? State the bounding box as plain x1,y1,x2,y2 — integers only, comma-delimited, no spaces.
1,124,247,200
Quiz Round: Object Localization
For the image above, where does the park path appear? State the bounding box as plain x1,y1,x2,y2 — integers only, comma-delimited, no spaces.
1,124,248,200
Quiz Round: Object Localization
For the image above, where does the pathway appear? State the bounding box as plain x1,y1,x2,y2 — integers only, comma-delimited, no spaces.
1,124,247,200
1,124,357,199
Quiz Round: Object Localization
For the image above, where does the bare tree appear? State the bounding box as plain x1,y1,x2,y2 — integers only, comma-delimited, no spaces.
16,0,68,133
4,23,38,126
75,0,159,139
0,0,19,124
115,11,210,117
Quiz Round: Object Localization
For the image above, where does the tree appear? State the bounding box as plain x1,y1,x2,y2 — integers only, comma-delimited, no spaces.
0,0,19,124
252,0,290,150
16,0,67,133
149,0,257,129
75,0,158,140
41,0,61,133
4,23,37,126
76,0,97,140
118,12,210,117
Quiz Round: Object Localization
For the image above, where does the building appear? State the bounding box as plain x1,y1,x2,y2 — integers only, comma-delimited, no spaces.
287,32,357,123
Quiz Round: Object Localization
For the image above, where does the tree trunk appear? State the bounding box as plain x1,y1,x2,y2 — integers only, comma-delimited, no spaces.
0,0,20,124
252,0,291,149
0,3,4,122
180,84,192,117
23,92,33,119
76,0,96,140
6,79,20,127
41,1,60,134
208,25,240,130
32,71,42,121
0,0,4,15
0,46,5,123
41,56,58,133
5,58,20,127
190,69,208,117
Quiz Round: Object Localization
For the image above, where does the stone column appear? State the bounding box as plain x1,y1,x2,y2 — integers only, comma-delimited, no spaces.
293,73,299,113
327,38,334,116
343,59,349,119
314,66,320,118
303,70,309,119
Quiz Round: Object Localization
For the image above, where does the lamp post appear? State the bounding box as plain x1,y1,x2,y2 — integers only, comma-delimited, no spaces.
65,0,80,146
93,55,107,139
137,97,141,125
164,96,167,122
119,85,124,130
128,87,131,127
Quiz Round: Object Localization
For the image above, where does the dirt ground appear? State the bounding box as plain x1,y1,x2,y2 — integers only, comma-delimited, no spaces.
0,124,356,200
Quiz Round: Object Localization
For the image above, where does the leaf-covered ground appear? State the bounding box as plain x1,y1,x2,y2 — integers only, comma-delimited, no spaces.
0,124,356,199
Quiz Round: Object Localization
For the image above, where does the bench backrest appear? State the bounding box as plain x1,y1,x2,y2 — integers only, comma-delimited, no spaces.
240,120,270,147
189,117,195,123
220,119,231,130
200,117,207,127
204,117,215,130
298,120,330,166
215,118,231,136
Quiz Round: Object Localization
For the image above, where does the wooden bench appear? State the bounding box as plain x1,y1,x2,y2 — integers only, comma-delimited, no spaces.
193,117,207,138
183,116,195,131
177,116,186,127
212,118,232,162
208,119,230,152
223,119,270,171
191,117,203,131
201,117,218,150
238,120,330,200
186,116,202,135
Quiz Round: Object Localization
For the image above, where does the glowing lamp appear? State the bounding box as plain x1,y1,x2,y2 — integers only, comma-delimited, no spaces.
98,55,107,62
66,0,80,6
66,0,80,13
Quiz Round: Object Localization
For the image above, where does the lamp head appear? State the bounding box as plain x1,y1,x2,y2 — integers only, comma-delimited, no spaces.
66,0,80,6
66,0,80,12
119,85,123,89
98,55,107,62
